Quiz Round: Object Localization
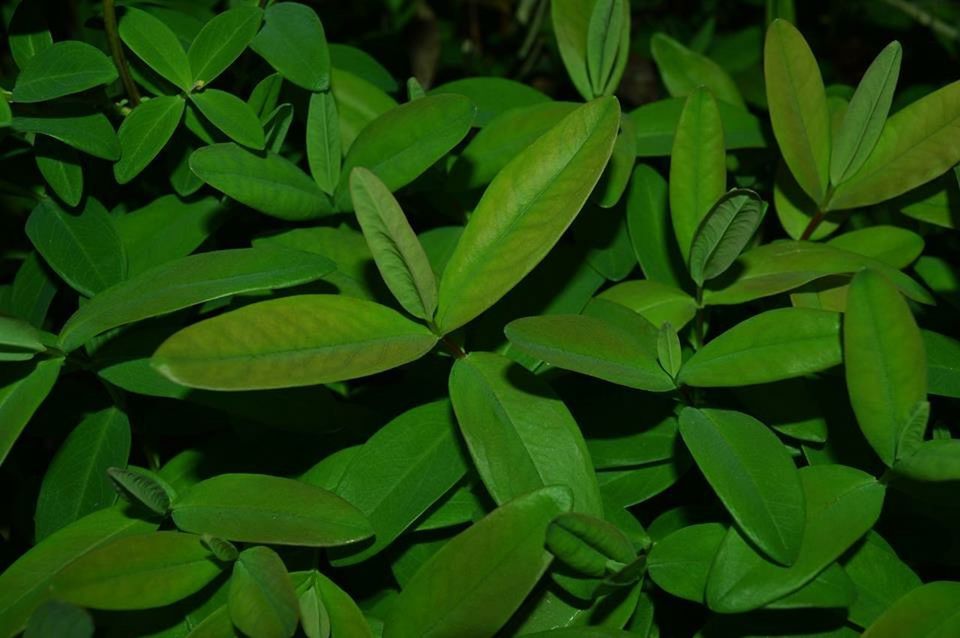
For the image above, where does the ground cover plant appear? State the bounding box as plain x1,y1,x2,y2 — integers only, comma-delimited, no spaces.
0,0,959,635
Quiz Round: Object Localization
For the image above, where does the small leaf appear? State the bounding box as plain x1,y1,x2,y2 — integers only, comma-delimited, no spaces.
924,330,960,398
551,0,594,100
200,535,239,562
431,77,550,126
688,189,768,286
625,165,687,287
229,546,299,638
586,0,627,96
597,280,698,329
251,2,330,91
893,439,960,482
35,137,83,207
8,1,53,69
648,523,727,603
24,600,92,638
546,512,636,577
830,41,901,186
190,89,265,150
12,41,117,103
115,96,185,184
188,6,262,86
307,91,341,194
298,584,331,638
651,33,745,108
350,167,438,319
863,581,960,637
119,8,192,92
657,322,682,378
171,473,373,547
106,466,175,515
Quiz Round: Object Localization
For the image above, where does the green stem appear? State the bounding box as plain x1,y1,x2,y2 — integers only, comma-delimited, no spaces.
103,0,141,107
428,321,467,359
693,286,706,350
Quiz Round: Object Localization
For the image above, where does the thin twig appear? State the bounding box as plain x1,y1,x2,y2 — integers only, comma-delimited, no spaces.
103,0,141,107
881,0,960,43
799,210,826,241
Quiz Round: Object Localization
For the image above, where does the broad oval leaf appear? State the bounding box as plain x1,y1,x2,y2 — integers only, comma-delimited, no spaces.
596,280,697,329
0,358,62,467
190,89,265,150
50,532,222,610
670,87,726,262
119,8,192,92
688,189,768,286
845,269,926,466
35,408,131,541
830,41,901,186
12,41,117,103
827,225,924,269
679,308,842,387
764,19,831,204
171,473,373,547
190,143,333,220
862,581,960,637
13,105,120,160
647,522,727,603
431,77,550,127
383,486,573,638
152,295,437,390
229,546,298,638
331,68,397,150
330,401,468,566
448,352,603,516
59,248,335,352
334,94,476,210
188,6,262,86
436,97,620,332
679,408,805,566
505,314,674,391
115,96,185,184
251,2,330,91
350,167,438,320
651,33,745,108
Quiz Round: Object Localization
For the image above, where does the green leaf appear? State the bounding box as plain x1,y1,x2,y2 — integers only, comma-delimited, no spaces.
190,89,265,150
657,322,682,378
13,105,121,160
115,96,186,184
190,143,333,220
831,79,960,210
448,352,603,515
827,225,924,269
35,137,82,207
597,280,697,330
26,198,126,297
670,88,726,262
307,91,341,195
625,165,686,287
651,33,746,108
436,97,620,332
0,507,156,636
764,20,831,204
585,401,679,469
597,458,689,509
773,161,841,240
862,581,960,637
171,473,373,547
830,41,901,186
51,532,223,610
630,98,766,157
152,294,437,390
330,43,396,91
383,486,573,638
329,401,468,566
350,167,438,320
188,6,262,86
12,41,117,103
0,358,61,467
648,522,727,603
505,313,674,391
431,77,550,127
251,2,330,91
679,408,805,566
546,512,636,577
201,535,239,563
334,94,476,210
586,0,628,96
59,247,333,352
0,315,45,360
8,1,52,69
689,189,767,286
229,547,298,638
845,269,926,466
893,440,960,481
311,571,372,638
679,308,842,387
705,465,885,613
23,600,92,638
703,241,933,306
35,408,131,541
331,68,398,150
842,532,921,627
551,0,594,100
107,466,175,516
119,8,192,92
8,253,57,329
924,330,960,398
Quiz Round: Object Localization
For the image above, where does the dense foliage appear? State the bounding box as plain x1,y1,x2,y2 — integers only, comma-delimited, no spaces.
1,0,960,636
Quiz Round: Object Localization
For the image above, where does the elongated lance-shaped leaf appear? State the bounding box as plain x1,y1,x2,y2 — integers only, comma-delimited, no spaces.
657,321,682,378
830,41,901,186
106,466,175,516
845,269,927,466
118,8,192,92
307,91,341,194
545,512,636,577
350,167,438,320
551,0,594,100
651,33,746,108
436,97,620,333
670,87,726,262
586,0,625,97
764,19,831,205
688,189,768,286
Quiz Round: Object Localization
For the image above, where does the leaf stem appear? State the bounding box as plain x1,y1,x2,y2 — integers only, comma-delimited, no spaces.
693,286,706,350
103,0,141,107
799,210,826,241
428,321,467,359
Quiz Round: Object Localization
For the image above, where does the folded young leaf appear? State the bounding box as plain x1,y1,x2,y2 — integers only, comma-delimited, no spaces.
0,358,62,468
12,41,117,103
251,2,330,91
190,143,333,220
59,248,335,352
119,8,192,92
586,0,628,97
229,546,299,638
545,512,636,577
764,20,831,205
189,89,265,150
670,88,726,263
115,96,185,184
350,167,438,320
383,486,572,638
107,466,175,516
449,352,603,515
647,522,727,603
436,97,620,332
651,33,746,108
845,269,927,466
688,189,768,286
187,6,262,86
153,294,437,390
679,308,842,387
830,41,901,186
679,408,805,566
171,473,373,547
